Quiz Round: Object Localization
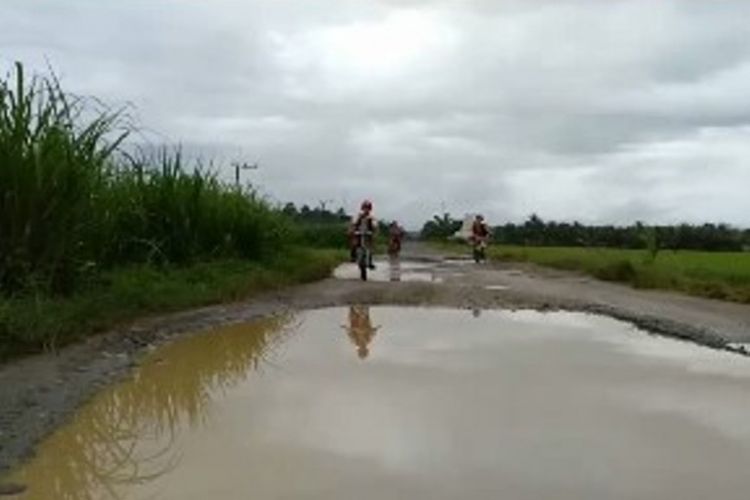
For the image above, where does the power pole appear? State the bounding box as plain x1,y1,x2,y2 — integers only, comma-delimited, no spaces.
233,162,259,188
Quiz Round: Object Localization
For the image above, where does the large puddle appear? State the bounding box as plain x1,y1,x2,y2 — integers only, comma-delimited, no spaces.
6,307,750,499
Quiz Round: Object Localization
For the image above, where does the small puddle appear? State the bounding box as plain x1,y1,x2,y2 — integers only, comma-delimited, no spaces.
6,308,750,500
484,284,510,291
333,259,442,283
442,258,475,266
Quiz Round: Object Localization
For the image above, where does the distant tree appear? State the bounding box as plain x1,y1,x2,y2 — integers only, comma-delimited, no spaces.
420,213,461,240
282,202,297,217
522,214,546,245
281,201,350,226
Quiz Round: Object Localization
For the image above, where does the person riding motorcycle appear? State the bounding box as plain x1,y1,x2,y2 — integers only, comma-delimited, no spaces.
348,200,376,269
387,221,405,259
470,214,490,260
471,214,489,240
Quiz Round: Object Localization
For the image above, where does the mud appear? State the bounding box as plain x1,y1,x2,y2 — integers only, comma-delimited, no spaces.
1,243,750,475
7,308,750,499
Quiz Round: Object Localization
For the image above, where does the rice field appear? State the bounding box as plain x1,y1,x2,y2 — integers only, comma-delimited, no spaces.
487,245,750,303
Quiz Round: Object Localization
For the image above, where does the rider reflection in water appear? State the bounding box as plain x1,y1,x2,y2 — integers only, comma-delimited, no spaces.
343,305,380,360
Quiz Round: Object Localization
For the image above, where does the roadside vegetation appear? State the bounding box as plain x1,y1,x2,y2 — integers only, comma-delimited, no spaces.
427,213,750,304
281,202,398,253
0,63,345,360
487,245,750,303
282,202,351,249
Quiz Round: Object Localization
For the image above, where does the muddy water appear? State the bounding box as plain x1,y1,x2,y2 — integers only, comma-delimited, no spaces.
7,308,750,500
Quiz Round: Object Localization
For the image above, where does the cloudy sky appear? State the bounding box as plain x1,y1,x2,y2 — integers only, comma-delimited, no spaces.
2,0,750,228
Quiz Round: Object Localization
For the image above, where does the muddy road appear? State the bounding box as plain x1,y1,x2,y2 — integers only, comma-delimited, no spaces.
2,243,750,494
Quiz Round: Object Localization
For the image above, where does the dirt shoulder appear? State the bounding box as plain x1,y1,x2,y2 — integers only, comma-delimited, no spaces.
2,244,750,473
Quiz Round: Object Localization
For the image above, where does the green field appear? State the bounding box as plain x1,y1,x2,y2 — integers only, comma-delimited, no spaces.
450,243,750,304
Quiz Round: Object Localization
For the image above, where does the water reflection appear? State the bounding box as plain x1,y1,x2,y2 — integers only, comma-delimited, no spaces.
343,305,380,360
8,315,292,500
389,257,401,282
7,308,750,500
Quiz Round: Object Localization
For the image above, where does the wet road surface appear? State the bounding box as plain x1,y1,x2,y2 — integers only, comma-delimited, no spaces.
6,307,750,500
333,258,443,283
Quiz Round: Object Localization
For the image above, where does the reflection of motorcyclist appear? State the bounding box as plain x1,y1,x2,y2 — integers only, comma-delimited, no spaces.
347,200,376,269
343,305,380,360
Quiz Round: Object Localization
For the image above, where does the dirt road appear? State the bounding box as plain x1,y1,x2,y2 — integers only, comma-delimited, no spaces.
2,242,749,473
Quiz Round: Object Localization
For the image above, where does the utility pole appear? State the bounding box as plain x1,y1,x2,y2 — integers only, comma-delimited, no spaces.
233,162,258,188
318,199,334,211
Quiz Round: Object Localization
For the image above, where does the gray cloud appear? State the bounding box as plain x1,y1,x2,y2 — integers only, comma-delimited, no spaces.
2,0,750,227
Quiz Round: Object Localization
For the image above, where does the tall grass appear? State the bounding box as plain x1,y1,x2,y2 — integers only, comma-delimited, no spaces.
0,62,126,293
0,63,291,296
102,149,291,266
0,62,349,358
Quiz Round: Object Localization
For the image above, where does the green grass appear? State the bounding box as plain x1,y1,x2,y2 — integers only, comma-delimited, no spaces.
0,248,345,361
0,62,353,362
1,63,293,295
441,242,750,304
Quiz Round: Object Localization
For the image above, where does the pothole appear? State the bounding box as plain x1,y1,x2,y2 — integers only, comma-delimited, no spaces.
7,307,750,500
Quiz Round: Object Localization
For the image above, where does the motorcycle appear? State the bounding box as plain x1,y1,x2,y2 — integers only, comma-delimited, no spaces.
471,236,487,263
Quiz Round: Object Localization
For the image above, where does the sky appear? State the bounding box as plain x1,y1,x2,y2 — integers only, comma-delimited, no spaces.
2,0,750,228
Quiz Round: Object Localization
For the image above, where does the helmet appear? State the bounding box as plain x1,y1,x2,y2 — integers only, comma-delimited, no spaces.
476,214,484,221
361,199,373,211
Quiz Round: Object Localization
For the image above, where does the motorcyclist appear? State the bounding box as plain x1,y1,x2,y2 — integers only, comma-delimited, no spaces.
348,200,376,269
470,214,490,260
387,221,405,259
471,214,489,241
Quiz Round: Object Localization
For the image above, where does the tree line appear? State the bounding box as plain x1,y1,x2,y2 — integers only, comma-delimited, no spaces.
281,202,401,234
281,202,350,224
421,213,750,252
